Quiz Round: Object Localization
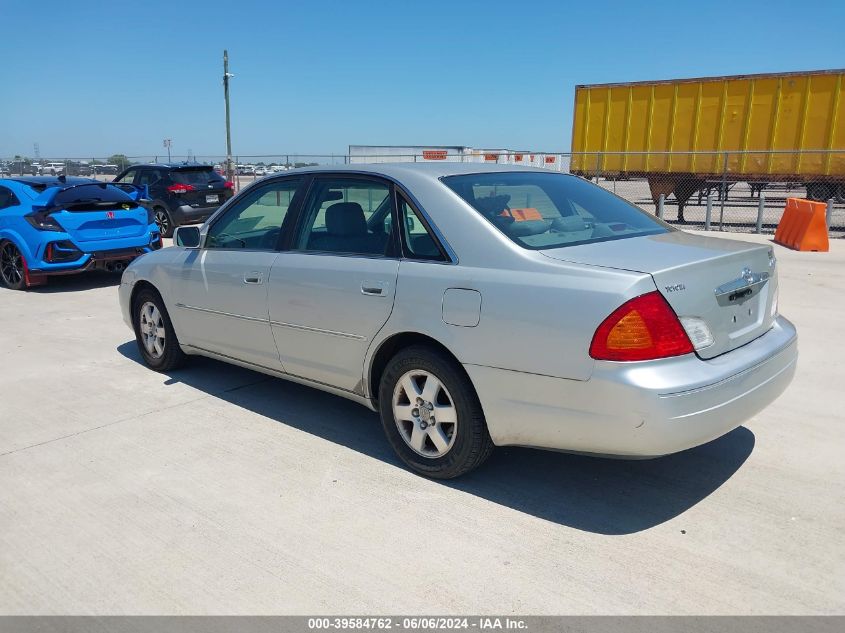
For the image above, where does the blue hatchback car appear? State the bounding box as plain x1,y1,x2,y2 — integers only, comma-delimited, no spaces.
0,177,162,289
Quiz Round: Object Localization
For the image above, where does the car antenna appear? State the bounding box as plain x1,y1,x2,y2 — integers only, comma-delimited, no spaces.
58,174,66,183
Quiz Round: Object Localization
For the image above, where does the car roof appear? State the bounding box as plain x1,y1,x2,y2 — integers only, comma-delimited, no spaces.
12,176,97,187
281,162,562,180
128,162,214,170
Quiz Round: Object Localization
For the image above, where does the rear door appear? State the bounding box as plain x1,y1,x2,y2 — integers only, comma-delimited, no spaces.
170,177,304,369
267,175,400,391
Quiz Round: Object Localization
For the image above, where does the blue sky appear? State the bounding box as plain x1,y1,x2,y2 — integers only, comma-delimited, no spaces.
1,0,843,158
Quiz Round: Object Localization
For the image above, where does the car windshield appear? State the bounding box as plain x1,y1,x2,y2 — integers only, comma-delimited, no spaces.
441,171,669,249
170,168,219,185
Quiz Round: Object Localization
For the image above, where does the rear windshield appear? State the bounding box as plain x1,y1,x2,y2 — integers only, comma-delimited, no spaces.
51,183,138,211
170,168,221,185
441,172,669,249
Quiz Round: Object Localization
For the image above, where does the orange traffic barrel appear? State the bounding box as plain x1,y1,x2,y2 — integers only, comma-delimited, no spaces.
774,198,829,252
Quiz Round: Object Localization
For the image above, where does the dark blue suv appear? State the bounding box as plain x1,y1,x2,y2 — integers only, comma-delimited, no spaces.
113,163,234,237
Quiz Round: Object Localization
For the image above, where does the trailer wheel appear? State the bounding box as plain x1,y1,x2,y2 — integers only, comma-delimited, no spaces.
806,182,834,202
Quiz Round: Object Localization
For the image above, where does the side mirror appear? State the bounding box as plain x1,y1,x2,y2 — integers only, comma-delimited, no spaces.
174,225,202,248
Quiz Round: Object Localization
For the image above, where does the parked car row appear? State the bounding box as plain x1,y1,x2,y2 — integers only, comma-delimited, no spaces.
236,164,290,176
0,161,121,177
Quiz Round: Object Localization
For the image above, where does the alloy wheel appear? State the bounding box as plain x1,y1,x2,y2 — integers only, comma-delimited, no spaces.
392,369,458,458
154,210,170,235
139,301,166,358
0,242,24,287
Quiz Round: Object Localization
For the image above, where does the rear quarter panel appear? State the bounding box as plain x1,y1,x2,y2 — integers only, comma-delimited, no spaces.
369,256,656,390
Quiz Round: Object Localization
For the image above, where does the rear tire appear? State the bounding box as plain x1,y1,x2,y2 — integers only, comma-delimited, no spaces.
132,287,186,372
154,207,174,238
378,345,494,479
0,241,27,290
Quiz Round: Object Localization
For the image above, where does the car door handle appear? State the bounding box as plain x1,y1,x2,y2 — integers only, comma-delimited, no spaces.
361,281,386,296
244,271,264,285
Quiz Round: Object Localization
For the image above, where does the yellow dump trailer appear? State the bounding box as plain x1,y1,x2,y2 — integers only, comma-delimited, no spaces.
571,69,845,203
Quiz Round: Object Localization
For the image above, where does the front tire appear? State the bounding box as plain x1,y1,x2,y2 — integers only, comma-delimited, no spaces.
0,241,27,290
378,345,494,479
132,288,186,371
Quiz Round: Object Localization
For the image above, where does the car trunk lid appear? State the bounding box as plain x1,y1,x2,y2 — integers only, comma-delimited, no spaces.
540,231,777,359
31,182,151,243
53,206,150,242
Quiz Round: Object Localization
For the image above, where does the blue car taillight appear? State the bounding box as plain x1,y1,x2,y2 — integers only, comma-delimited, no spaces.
45,240,83,263
25,210,63,232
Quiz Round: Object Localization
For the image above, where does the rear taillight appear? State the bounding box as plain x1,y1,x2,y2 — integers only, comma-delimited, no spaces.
589,291,694,361
25,211,63,232
224,181,234,189
167,184,195,194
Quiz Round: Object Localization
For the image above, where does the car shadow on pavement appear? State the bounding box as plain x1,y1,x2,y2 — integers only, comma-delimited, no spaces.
29,272,121,293
118,342,755,535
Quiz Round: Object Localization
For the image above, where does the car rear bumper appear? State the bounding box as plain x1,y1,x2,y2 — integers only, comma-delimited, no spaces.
171,204,222,225
29,242,161,277
465,315,797,457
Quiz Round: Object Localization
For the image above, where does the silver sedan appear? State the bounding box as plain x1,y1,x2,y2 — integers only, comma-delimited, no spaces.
119,164,797,478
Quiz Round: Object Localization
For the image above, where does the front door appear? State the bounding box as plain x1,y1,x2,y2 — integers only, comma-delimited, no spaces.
268,176,399,392
171,177,304,369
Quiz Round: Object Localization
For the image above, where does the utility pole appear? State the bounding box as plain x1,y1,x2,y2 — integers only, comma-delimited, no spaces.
163,138,172,162
223,49,234,182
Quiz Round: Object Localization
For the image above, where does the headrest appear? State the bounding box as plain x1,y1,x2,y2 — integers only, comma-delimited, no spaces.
472,194,511,218
325,202,367,236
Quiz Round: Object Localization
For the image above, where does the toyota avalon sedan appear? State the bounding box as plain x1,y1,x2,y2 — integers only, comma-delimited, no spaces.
118,164,797,478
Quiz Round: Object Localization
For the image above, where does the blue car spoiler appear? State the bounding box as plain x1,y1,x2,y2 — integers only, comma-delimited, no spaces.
31,182,151,213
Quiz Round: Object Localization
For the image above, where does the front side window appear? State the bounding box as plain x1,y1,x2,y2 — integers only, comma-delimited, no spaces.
206,178,302,250
441,172,669,249
294,177,392,256
115,169,137,184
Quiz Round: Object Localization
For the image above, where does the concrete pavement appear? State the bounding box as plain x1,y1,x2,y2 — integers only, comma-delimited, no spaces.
0,232,843,614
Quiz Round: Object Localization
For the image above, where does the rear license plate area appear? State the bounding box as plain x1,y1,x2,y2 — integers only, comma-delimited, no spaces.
206,194,218,204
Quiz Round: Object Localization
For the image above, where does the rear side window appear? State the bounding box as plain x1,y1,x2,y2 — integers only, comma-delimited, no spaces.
138,169,164,186
170,168,220,185
294,178,392,256
441,172,669,249
398,196,447,261
0,186,19,209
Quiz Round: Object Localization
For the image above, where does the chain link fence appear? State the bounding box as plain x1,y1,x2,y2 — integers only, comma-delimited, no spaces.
2,150,843,237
